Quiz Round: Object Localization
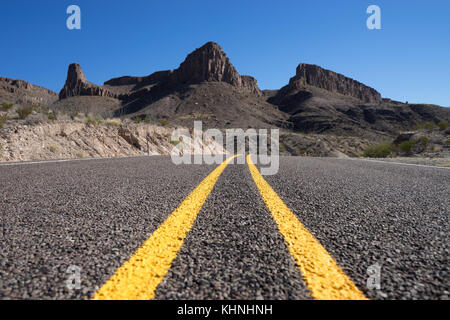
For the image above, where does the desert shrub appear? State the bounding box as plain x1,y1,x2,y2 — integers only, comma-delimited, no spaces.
16,107,33,119
1,103,13,111
105,119,122,127
399,140,415,154
412,122,438,130
32,104,48,112
420,137,429,147
47,113,56,121
75,152,88,158
438,122,449,131
48,144,60,153
158,119,170,126
144,116,151,124
362,143,394,158
86,117,102,126
0,114,7,128
424,122,437,130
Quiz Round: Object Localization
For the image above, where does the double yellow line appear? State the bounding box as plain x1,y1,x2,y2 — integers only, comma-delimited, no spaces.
93,155,367,300
246,155,367,300
93,155,237,300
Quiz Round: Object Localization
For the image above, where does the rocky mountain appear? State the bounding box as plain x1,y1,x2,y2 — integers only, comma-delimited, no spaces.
2,41,449,146
59,42,261,103
54,42,275,128
0,77,58,105
268,64,450,139
289,64,381,103
162,42,262,96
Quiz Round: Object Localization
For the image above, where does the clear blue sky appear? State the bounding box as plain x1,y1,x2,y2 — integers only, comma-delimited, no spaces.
1,0,449,106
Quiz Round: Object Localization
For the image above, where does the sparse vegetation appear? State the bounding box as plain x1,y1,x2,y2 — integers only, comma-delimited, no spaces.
75,152,88,158
133,117,143,124
105,118,122,127
47,112,57,121
0,114,7,128
144,116,151,124
420,137,429,147
31,104,48,113
399,140,415,154
86,117,102,126
438,121,449,131
16,107,33,119
158,119,170,126
1,102,13,111
48,144,60,153
362,142,393,158
412,122,438,130
279,143,287,153
424,122,437,130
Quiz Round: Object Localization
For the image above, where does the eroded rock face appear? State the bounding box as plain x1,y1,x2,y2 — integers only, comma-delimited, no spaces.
58,43,262,103
168,42,242,86
158,42,262,95
289,64,382,103
0,77,58,105
241,75,262,96
59,64,119,100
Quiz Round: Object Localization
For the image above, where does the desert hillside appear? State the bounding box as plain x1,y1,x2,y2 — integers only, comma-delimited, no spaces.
1,41,449,161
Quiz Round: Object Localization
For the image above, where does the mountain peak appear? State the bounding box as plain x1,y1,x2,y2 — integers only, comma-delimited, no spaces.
165,42,261,95
67,63,87,83
169,42,241,86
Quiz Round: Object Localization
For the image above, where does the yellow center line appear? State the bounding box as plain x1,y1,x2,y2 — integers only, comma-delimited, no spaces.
246,155,368,300
93,155,237,300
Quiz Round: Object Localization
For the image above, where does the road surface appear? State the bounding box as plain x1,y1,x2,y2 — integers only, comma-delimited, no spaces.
0,156,448,300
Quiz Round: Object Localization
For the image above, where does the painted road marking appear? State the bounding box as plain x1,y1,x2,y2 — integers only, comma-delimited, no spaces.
0,155,147,167
93,155,237,300
246,155,367,300
346,157,450,169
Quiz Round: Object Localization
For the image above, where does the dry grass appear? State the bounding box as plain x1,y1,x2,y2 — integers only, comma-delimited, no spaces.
105,118,122,127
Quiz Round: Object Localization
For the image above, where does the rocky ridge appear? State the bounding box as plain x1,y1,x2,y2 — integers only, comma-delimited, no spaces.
0,77,58,105
288,63,382,103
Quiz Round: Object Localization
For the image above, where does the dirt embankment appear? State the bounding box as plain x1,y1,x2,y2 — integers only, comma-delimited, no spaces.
0,121,226,162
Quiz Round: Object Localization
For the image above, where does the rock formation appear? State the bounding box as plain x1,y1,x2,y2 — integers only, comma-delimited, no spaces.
58,42,262,102
287,63,382,103
162,42,262,95
59,64,119,100
104,70,172,88
0,77,58,105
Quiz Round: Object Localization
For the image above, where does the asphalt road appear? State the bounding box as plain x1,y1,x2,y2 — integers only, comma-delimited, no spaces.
0,156,448,300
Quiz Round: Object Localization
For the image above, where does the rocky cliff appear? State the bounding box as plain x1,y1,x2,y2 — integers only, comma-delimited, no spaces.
59,64,120,100
287,63,382,103
167,42,242,87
